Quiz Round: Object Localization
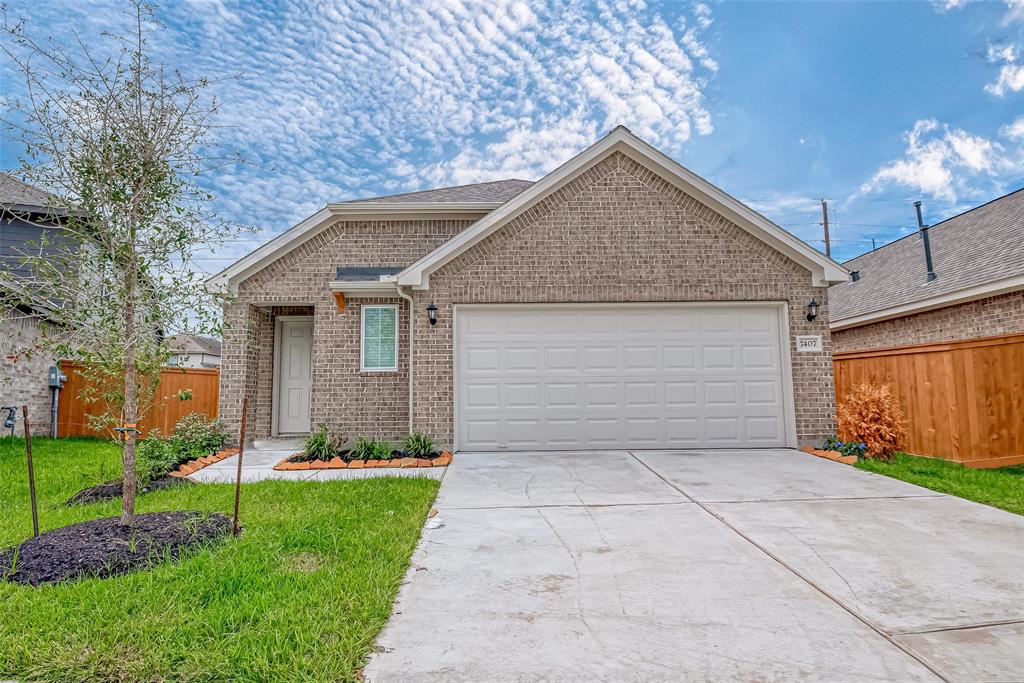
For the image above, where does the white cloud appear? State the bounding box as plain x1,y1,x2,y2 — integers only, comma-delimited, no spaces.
1000,116,1024,140
986,62,1024,95
860,119,1023,201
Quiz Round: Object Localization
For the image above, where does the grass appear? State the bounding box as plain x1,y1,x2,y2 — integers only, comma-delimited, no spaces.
0,436,439,682
855,451,1024,515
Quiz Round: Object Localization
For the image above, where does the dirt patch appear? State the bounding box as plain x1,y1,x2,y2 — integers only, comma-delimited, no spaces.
65,475,193,506
0,511,231,586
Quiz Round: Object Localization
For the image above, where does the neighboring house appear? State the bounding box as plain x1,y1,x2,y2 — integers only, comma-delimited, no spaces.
830,189,1024,351
829,189,1024,467
0,173,65,435
211,127,847,450
166,334,222,368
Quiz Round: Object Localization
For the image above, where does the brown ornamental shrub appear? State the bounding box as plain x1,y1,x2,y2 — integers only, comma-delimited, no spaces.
836,382,906,461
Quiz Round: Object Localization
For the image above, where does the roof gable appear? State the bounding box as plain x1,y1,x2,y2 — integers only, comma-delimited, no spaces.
341,179,533,204
397,127,846,289
830,188,1024,328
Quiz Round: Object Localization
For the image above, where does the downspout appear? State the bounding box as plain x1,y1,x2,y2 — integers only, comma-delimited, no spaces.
394,283,415,434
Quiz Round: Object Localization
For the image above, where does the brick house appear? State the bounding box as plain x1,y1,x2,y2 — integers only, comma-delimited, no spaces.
830,189,1024,352
0,173,65,436
211,127,848,451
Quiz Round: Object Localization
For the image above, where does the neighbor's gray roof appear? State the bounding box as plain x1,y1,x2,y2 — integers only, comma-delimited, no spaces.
167,334,222,357
341,179,534,204
830,188,1024,323
0,173,56,209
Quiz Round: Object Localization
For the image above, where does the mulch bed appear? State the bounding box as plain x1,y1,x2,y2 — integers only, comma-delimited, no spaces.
273,450,452,471
0,511,232,586
66,475,193,506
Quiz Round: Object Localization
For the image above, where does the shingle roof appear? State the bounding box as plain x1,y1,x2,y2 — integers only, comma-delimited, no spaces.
0,173,56,209
830,188,1024,323
334,266,403,281
341,179,534,204
167,334,222,357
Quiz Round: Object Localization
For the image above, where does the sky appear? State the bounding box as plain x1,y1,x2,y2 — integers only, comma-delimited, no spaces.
2,0,1023,273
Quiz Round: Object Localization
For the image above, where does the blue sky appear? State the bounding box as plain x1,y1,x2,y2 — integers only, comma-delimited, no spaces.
2,0,1023,272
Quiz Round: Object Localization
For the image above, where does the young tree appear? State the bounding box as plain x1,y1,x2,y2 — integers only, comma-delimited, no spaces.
0,2,245,524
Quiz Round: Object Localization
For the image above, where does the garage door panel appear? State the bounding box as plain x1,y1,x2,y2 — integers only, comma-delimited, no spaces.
457,305,789,450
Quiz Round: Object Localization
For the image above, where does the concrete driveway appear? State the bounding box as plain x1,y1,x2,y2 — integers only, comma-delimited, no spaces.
365,449,1024,682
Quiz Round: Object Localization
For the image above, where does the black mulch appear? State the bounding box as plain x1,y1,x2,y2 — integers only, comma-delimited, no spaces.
65,475,193,506
0,511,232,586
289,450,442,463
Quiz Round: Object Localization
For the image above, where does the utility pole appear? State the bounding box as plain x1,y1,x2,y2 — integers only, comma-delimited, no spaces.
820,199,831,258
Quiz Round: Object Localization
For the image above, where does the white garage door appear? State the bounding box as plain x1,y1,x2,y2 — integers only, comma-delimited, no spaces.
455,304,791,451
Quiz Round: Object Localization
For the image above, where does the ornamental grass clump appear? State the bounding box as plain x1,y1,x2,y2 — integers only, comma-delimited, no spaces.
836,382,906,461
304,424,341,461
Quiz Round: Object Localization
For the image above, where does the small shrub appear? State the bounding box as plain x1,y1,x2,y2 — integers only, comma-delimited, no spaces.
173,412,230,460
836,382,906,461
370,440,394,460
402,432,435,458
304,424,340,461
349,436,393,460
349,436,375,461
137,431,179,483
823,437,867,458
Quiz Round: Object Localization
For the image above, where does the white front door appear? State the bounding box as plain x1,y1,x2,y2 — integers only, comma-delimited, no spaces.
278,318,313,434
456,304,791,451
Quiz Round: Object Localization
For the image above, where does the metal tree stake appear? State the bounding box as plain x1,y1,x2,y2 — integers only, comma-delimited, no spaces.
22,406,39,537
232,397,248,536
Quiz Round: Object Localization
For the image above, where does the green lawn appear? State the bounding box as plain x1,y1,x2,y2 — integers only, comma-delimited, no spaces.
855,451,1024,515
0,437,439,682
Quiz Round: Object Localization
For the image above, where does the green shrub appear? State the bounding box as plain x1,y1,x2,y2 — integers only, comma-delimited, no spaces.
823,436,867,458
402,432,435,458
304,424,340,461
173,412,230,460
350,436,394,461
137,431,179,483
370,440,394,460
135,413,230,482
349,437,375,461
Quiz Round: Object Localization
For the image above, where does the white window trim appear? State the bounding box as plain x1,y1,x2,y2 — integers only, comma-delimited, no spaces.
361,304,399,372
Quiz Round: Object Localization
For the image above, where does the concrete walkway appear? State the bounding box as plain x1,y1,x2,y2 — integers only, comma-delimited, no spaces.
188,439,444,483
365,449,1024,682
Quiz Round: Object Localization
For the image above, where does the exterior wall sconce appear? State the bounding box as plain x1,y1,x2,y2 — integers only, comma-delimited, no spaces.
426,302,438,326
805,299,819,322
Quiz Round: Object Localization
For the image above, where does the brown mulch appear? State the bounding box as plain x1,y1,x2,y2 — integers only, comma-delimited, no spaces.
0,511,232,586
65,475,193,506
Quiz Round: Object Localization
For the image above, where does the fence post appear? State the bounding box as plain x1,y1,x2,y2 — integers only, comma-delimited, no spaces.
232,397,248,536
22,406,39,538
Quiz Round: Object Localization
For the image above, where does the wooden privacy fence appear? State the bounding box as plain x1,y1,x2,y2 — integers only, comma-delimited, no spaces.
56,362,220,438
833,332,1024,468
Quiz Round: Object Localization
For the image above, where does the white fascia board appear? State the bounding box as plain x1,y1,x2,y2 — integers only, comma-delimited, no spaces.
207,203,497,290
830,274,1024,331
397,127,848,289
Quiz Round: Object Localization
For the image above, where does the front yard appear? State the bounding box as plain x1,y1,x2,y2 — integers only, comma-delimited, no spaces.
0,437,438,682
856,451,1024,515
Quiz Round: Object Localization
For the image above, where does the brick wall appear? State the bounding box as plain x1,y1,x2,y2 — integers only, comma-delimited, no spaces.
412,151,835,445
219,219,473,440
220,151,836,447
832,290,1024,352
0,308,56,435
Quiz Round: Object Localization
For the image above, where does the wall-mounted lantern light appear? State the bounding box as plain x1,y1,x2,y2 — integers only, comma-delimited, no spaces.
805,299,819,323
426,302,438,326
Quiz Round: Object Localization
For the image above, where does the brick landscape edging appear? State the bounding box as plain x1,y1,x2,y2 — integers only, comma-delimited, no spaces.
169,448,240,477
273,451,453,471
800,445,857,465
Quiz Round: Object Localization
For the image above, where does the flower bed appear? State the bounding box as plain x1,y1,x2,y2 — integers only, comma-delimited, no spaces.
169,447,239,477
273,450,452,471
800,445,857,465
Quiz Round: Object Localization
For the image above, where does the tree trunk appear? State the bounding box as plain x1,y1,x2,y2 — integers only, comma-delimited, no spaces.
121,270,138,526
121,351,138,526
